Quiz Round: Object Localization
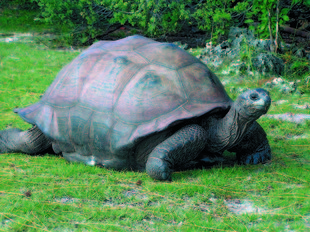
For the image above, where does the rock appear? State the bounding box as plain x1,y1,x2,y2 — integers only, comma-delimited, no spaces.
275,100,289,105
264,77,301,94
293,103,310,109
251,39,272,52
293,47,306,58
287,134,310,140
229,28,274,53
172,41,188,50
265,113,310,124
280,86,293,94
251,53,284,75
201,55,224,68
199,27,286,75
229,86,249,94
228,27,253,41
272,78,285,85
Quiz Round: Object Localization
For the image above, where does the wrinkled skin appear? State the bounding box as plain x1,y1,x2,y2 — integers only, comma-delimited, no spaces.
0,36,272,181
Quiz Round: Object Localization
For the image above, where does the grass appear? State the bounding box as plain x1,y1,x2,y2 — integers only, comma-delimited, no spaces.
0,8,51,34
0,10,310,232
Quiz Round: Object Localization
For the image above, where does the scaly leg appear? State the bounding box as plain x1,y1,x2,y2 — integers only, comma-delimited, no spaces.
146,124,207,181
0,126,52,154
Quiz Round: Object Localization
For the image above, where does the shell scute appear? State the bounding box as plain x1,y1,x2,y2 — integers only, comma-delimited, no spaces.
178,63,229,104
114,64,185,124
89,112,113,152
135,42,198,69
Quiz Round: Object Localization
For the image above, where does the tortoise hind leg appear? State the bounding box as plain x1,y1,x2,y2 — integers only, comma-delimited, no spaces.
146,124,207,181
0,126,52,154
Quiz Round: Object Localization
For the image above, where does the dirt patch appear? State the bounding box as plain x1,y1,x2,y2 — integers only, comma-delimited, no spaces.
293,103,310,110
55,197,80,204
0,33,37,43
195,203,211,212
287,134,310,140
224,199,267,215
123,189,149,200
1,218,13,227
264,113,310,124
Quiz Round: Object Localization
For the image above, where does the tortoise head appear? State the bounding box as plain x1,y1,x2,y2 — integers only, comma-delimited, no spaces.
234,88,271,121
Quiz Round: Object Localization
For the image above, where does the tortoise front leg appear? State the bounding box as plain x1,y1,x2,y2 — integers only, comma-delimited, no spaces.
228,121,271,164
146,124,207,181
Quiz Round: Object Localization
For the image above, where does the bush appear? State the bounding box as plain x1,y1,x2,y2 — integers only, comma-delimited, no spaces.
31,0,249,46
31,0,302,47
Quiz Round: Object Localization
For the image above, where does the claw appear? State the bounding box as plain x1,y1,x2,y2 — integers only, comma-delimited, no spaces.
253,156,259,164
240,150,271,165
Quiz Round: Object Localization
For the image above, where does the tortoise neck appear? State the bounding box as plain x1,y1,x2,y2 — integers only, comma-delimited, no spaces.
205,104,255,153
226,105,252,136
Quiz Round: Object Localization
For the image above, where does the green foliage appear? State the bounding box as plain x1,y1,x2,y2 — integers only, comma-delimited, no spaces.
108,0,192,35
244,0,310,40
239,38,256,74
31,0,250,46
245,0,290,39
30,0,106,45
293,0,310,6
27,0,298,47
291,59,310,75
279,51,310,82
193,0,249,43
31,0,192,45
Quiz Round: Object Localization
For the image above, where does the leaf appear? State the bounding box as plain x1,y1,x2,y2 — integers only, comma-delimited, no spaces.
244,19,254,23
282,15,289,21
281,8,289,15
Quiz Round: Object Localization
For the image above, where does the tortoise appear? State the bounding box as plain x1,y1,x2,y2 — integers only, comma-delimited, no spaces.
0,35,271,181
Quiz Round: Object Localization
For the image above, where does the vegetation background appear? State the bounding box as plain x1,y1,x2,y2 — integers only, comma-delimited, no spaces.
1,0,309,47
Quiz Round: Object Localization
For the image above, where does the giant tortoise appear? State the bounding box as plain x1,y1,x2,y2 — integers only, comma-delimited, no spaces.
0,35,271,181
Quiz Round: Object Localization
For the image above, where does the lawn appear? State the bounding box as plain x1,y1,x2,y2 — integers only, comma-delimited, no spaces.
0,9,309,232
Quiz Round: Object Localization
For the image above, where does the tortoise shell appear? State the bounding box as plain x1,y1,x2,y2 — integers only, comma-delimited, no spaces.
17,35,232,153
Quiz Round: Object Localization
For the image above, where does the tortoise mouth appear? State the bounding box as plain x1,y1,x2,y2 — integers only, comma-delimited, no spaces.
253,95,271,114
252,104,270,115
249,100,271,116
252,98,271,114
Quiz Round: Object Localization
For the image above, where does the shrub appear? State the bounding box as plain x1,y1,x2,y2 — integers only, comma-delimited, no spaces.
31,0,249,46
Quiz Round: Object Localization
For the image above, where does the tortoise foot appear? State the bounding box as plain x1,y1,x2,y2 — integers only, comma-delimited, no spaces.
146,157,172,181
238,141,271,165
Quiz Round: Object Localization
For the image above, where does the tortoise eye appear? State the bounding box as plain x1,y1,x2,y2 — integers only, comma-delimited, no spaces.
250,93,259,101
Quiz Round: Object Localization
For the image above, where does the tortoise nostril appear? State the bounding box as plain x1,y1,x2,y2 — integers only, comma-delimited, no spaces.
250,93,259,101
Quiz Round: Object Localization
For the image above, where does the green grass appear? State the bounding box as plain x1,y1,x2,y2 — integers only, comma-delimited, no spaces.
0,8,52,34
0,41,309,232
0,7,71,47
